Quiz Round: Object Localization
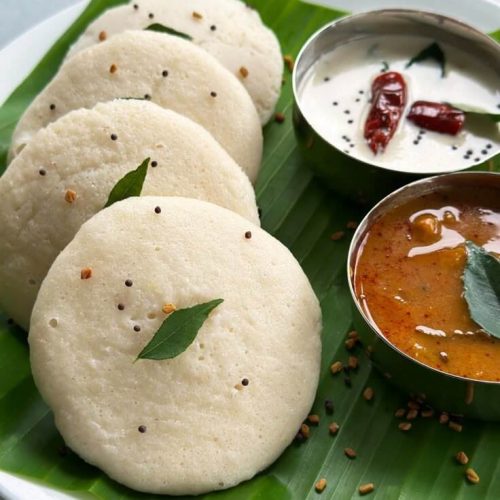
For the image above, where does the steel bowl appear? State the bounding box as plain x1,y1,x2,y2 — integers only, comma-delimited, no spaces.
347,171,500,420
292,9,500,204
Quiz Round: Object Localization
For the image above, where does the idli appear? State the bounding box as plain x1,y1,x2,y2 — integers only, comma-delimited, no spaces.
68,0,283,124
29,196,322,495
0,99,259,330
10,30,262,182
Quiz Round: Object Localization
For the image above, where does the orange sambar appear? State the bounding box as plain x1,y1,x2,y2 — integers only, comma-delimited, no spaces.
354,186,500,381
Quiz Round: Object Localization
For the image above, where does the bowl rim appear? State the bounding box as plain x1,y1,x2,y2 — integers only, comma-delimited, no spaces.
292,8,500,176
347,170,500,386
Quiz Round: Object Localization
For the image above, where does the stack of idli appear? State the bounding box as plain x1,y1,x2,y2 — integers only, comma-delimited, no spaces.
0,0,322,495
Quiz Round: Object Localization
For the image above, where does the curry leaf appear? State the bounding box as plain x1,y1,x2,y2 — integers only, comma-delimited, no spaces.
463,241,500,338
137,299,223,360
406,42,446,77
145,23,193,41
104,158,149,208
447,103,500,123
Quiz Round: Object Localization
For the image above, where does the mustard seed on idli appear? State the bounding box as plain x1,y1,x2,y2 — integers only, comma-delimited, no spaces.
0,99,259,330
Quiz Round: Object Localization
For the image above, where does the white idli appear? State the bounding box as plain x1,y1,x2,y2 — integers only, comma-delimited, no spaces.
29,196,322,495
10,30,263,182
0,99,259,330
68,0,283,124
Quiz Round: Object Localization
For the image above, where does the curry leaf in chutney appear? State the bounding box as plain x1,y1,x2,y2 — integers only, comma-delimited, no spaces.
406,42,446,77
463,241,500,339
447,103,500,123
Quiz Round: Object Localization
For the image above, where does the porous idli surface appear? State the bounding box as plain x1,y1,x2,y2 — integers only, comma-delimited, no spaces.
68,0,283,125
0,99,259,330
10,30,262,182
29,196,322,495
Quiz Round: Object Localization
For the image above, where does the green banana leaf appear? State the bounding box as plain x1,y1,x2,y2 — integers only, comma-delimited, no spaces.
0,1,499,498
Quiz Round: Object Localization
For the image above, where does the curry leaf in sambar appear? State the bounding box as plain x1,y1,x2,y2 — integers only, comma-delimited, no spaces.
463,241,500,339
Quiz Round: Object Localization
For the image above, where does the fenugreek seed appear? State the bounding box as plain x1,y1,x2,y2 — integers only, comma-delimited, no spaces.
345,338,356,350
315,478,327,493
284,54,294,72
330,361,343,375
98,31,107,41
109,64,117,74
347,330,359,340
421,409,434,418
348,356,358,370
138,425,147,433
300,423,310,439
344,447,356,459
407,401,420,410
330,231,345,241
439,412,449,424
308,414,320,425
449,421,463,432
359,483,375,495
162,303,176,314
80,267,92,280
192,11,203,19
398,422,412,431
394,408,406,418
346,220,358,229
465,468,480,484
245,231,252,239
65,189,77,203
406,409,418,420
239,66,249,78
363,387,374,401
455,451,469,465
234,383,243,391
329,422,340,435
275,112,285,123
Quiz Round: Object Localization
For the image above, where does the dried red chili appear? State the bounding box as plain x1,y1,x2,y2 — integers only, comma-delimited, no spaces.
407,101,465,135
364,72,407,154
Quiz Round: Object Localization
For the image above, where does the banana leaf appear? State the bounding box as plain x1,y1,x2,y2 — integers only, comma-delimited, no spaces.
0,1,499,498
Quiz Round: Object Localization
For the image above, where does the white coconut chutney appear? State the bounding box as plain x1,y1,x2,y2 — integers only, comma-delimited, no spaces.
298,36,500,173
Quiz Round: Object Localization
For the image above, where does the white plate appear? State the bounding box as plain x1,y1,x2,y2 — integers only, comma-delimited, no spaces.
0,0,498,498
